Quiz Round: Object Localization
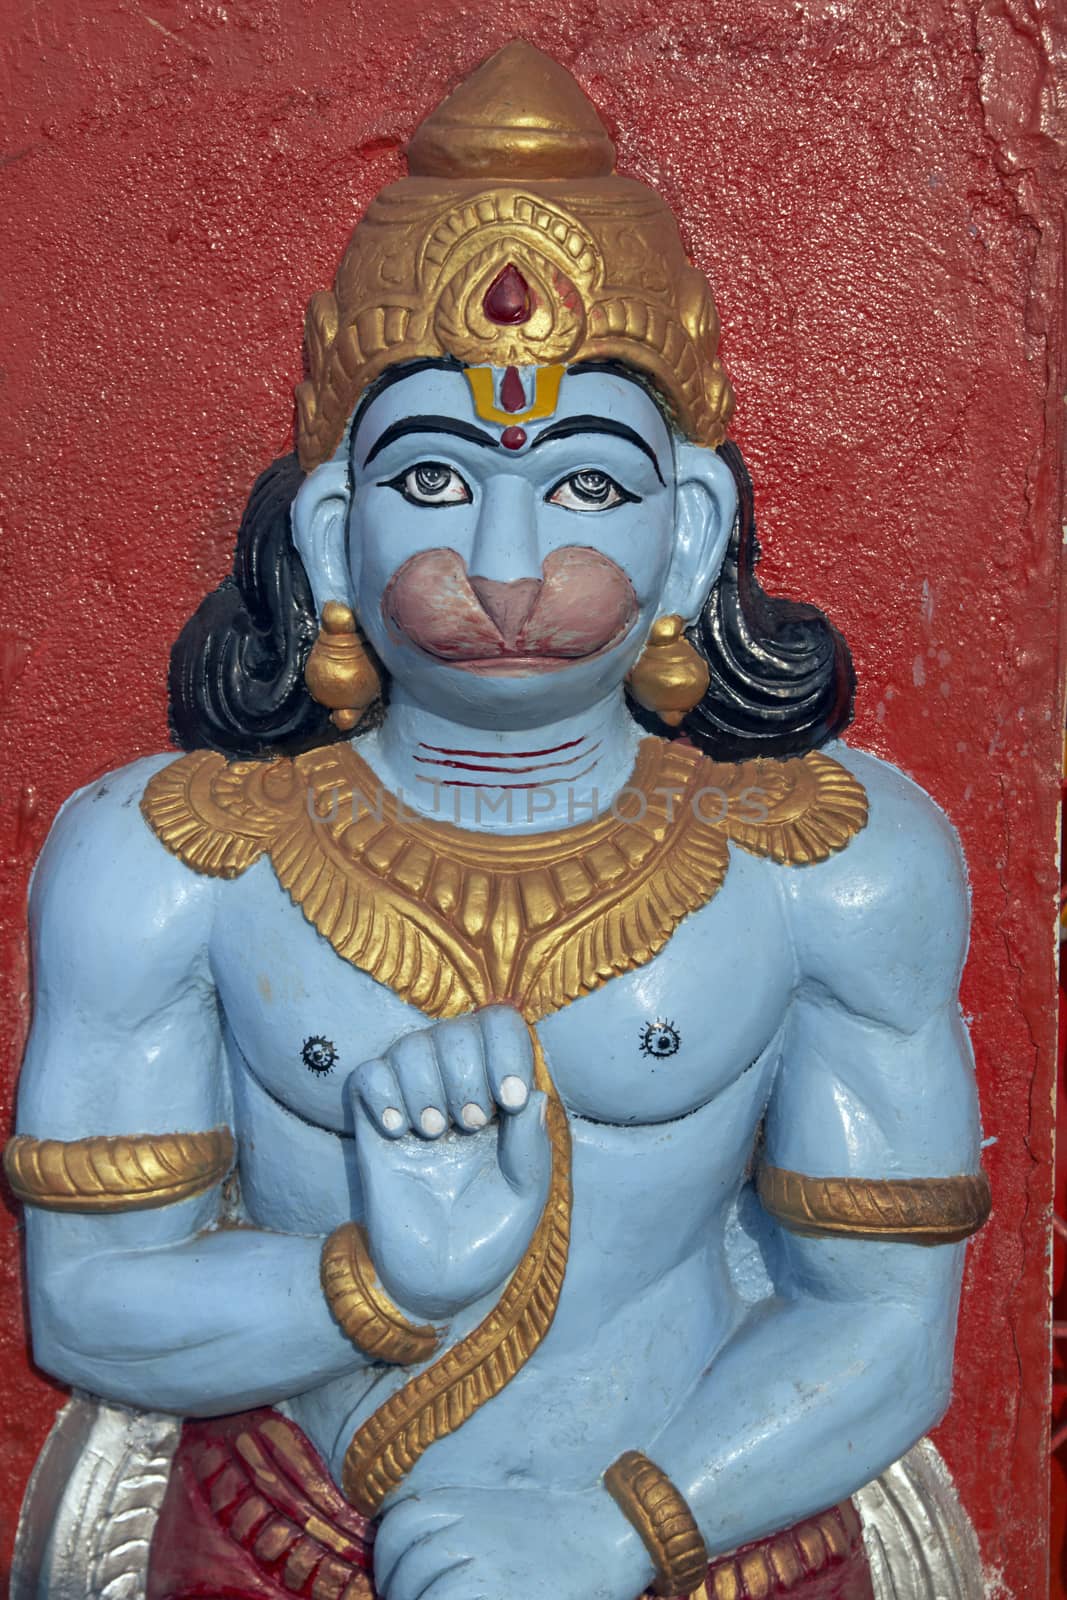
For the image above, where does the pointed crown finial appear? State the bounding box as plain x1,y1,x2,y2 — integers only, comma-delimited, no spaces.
406,41,616,180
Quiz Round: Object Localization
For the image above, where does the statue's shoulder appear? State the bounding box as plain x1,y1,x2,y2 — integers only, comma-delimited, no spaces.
31,751,220,955
779,741,969,1021
39,750,179,860
814,741,966,877
23,753,226,1136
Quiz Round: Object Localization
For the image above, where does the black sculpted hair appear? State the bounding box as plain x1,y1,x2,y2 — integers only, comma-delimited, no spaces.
169,440,854,763
169,452,341,758
679,440,855,761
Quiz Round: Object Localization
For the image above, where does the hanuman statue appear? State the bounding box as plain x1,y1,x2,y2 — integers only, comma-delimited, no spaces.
7,41,989,1600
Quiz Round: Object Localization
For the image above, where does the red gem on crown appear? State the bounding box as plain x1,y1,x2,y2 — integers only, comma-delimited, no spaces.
483,264,532,325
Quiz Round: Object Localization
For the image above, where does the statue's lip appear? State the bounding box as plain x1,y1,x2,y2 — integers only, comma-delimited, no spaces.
402,625,632,671
408,611,640,674
433,652,594,675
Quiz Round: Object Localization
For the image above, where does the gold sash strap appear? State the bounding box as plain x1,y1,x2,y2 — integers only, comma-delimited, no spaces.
3,1127,235,1213
321,1222,439,1366
757,1165,991,1246
341,1034,571,1516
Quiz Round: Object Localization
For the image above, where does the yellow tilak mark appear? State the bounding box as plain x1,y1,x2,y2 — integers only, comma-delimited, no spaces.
464,364,564,426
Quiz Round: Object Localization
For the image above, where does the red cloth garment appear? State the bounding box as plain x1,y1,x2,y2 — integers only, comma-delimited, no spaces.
689,1502,875,1600
147,1409,374,1600
148,1410,874,1600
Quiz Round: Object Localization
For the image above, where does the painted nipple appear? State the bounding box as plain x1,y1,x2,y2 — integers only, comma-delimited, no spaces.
483,264,531,325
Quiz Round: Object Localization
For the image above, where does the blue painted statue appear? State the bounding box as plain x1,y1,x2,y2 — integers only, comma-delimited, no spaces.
6,41,990,1600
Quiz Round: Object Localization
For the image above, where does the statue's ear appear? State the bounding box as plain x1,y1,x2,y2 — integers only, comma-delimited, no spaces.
291,460,353,613
659,444,738,623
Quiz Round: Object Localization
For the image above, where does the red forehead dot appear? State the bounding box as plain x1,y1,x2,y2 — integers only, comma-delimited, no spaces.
501,426,527,450
483,264,531,325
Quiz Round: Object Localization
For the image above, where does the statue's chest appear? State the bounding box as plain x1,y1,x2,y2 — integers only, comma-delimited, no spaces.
209,846,792,1132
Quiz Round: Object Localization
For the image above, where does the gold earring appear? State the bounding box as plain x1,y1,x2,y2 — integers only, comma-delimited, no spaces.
305,601,382,732
626,615,710,727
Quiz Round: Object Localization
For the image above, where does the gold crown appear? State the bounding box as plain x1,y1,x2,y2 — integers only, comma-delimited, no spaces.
295,41,734,471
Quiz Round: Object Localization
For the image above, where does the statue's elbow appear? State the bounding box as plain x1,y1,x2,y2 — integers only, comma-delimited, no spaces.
29,1289,100,1394
27,1264,154,1405
915,1339,956,1437
882,1299,958,1447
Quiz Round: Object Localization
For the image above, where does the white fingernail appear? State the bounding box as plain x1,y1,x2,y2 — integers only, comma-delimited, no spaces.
420,1106,447,1137
381,1107,404,1133
499,1075,528,1110
461,1102,488,1130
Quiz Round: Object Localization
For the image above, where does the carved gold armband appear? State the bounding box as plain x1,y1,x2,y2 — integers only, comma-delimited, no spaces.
604,1450,708,1597
3,1127,235,1213
757,1165,991,1246
321,1221,439,1367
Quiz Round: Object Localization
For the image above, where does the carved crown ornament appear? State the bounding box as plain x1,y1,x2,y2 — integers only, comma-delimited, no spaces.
295,41,734,470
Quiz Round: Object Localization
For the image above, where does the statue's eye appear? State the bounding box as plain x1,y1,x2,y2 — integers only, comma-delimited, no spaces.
386,462,472,506
547,470,637,511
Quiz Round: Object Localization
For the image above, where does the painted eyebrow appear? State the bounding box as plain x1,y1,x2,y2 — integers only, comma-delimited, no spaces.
527,416,665,485
362,416,500,468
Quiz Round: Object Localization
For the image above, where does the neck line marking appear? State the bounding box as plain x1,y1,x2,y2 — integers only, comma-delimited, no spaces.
417,734,591,759
433,758,601,792
414,744,601,776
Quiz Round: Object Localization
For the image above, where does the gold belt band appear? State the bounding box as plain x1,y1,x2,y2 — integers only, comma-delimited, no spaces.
757,1165,991,1245
3,1126,235,1213
604,1449,708,1597
340,1030,572,1516
321,1221,439,1366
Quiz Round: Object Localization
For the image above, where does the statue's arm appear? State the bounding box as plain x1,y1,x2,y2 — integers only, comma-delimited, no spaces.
615,748,984,1571
13,757,367,1415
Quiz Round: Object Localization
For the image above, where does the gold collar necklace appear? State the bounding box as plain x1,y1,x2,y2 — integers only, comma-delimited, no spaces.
142,736,868,1023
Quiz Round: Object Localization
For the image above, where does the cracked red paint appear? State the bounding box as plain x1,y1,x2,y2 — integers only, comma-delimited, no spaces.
0,1,1063,1589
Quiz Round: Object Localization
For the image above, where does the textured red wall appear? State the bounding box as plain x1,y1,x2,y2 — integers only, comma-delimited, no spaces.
1,1,1063,1591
